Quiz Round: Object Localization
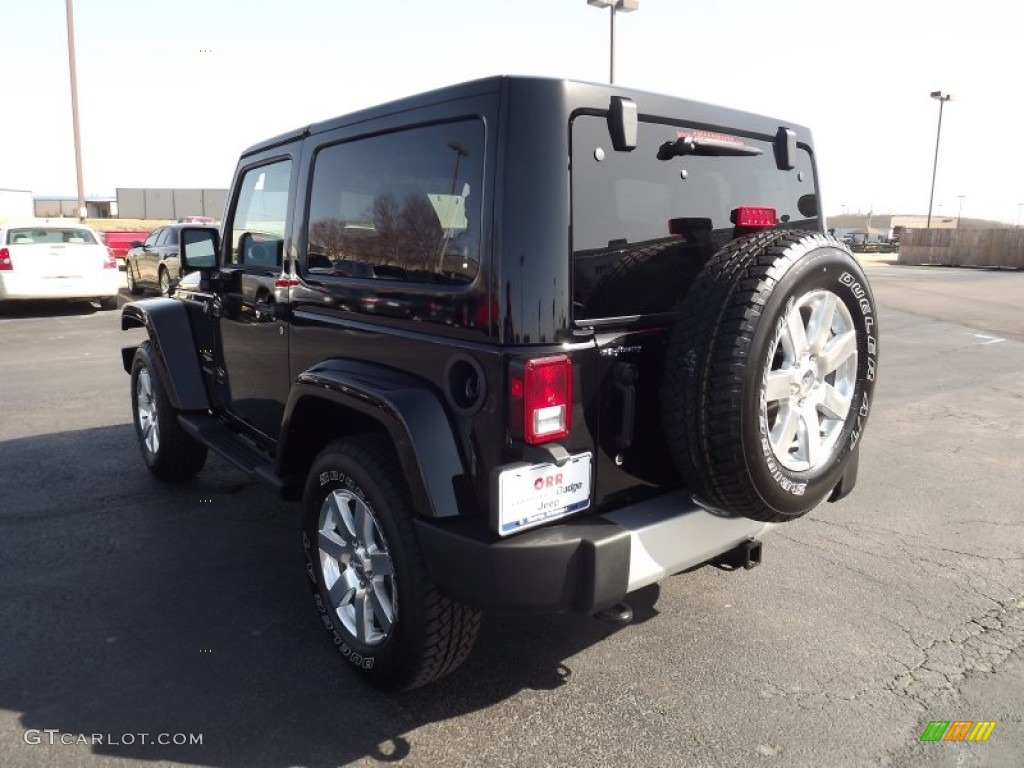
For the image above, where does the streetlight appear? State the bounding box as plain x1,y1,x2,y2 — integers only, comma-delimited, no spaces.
587,0,639,84
65,0,86,221
956,195,965,228
926,90,952,229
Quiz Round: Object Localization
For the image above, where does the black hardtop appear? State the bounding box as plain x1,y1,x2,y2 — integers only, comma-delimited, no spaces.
239,76,814,158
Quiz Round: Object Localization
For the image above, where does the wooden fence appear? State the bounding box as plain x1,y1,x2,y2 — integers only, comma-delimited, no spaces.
898,228,1024,268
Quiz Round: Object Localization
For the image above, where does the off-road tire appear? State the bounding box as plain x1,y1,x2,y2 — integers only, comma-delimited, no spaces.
662,230,878,522
302,435,481,690
130,341,208,481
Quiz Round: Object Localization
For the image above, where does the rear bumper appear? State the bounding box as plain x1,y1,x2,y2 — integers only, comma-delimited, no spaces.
0,274,120,300
415,490,772,615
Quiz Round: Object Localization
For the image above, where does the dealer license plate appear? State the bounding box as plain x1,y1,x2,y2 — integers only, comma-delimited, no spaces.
495,452,592,536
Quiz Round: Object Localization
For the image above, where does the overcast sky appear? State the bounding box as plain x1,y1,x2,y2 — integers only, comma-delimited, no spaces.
2,0,1023,223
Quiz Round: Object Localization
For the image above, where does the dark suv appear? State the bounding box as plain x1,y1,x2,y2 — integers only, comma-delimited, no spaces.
121,77,878,690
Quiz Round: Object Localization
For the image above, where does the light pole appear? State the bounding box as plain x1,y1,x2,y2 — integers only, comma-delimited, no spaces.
956,195,965,228
587,0,639,84
65,0,86,221
926,90,951,229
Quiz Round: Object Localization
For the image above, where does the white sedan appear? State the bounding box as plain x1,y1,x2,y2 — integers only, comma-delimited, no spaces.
0,222,121,309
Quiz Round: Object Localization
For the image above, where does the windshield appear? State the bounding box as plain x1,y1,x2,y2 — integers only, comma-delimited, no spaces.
571,115,819,321
5,228,98,245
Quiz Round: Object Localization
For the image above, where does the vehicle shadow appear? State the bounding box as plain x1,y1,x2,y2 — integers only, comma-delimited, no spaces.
0,424,661,767
0,298,111,318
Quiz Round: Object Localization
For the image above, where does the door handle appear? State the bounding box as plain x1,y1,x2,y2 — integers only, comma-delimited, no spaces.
254,297,288,322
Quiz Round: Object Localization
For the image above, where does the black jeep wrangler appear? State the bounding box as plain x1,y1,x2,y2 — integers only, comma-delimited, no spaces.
121,77,877,690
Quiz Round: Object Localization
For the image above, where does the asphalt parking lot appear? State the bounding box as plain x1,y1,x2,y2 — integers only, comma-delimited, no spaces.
1,261,1022,768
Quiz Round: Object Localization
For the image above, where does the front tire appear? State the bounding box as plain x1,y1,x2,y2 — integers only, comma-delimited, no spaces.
662,231,878,522
130,341,208,481
302,436,480,690
158,268,171,297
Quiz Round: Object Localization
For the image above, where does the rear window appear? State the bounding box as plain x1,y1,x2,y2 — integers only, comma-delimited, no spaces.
571,115,819,321
5,228,98,245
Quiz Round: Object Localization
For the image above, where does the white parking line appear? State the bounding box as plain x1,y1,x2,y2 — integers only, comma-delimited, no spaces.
973,333,1006,345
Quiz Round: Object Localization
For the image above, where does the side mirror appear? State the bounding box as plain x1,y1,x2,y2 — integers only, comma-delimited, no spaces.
130,240,143,249
180,227,219,270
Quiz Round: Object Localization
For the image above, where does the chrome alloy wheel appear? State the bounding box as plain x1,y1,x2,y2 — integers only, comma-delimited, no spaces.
135,368,160,455
317,489,397,646
761,289,859,472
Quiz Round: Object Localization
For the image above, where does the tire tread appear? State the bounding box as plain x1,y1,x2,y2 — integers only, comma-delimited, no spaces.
663,230,846,522
310,436,481,690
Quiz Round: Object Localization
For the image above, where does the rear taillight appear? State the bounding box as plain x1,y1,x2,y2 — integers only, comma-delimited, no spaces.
0,248,11,271
732,206,778,229
510,355,572,444
103,248,117,269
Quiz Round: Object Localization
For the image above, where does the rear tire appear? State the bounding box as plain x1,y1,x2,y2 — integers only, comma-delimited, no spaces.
126,264,143,295
302,435,480,690
661,231,878,522
98,296,118,311
130,341,208,481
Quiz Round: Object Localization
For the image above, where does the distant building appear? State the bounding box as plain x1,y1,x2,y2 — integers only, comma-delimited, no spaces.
0,188,34,220
34,195,117,218
116,188,228,220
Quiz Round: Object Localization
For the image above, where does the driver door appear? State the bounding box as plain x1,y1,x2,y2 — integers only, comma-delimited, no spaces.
214,154,296,442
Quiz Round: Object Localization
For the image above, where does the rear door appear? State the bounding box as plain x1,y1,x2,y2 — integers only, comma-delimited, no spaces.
161,226,181,282
570,113,820,508
138,228,163,284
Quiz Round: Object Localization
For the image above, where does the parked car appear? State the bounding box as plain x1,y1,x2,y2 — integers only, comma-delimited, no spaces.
0,221,120,308
124,222,219,296
121,76,878,690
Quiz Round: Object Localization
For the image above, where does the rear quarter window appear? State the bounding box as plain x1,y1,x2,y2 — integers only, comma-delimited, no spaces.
305,119,485,286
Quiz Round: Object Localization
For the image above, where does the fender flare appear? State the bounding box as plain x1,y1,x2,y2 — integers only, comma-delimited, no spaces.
281,360,467,518
120,299,210,411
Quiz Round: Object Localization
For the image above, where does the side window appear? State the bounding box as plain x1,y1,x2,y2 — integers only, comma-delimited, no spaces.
306,120,483,285
144,229,161,248
227,158,291,268
163,228,179,247
155,228,173,247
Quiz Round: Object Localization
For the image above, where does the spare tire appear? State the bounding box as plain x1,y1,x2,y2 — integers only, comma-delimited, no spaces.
661,230,878,522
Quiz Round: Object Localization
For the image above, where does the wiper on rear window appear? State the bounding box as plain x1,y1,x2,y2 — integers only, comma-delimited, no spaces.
658,134,763,160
